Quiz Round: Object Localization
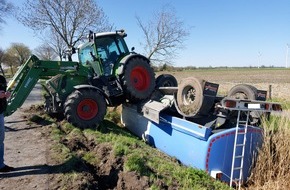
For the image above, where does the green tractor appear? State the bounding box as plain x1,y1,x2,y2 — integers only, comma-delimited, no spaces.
6,30,156,128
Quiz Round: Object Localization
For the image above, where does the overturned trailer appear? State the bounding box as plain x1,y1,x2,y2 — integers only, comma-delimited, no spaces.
121,76,281,189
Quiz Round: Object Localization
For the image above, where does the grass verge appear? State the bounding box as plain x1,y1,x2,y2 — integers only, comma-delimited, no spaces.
35,106,230,190
246,115,290,190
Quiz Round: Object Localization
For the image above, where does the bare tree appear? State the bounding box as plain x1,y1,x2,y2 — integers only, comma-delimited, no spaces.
0,0,13,29
47,30,67,60
34,43,57,60
0,48,6,75
136,5,190,65
18,0,113,60
5,43,31,66
38,29,67,60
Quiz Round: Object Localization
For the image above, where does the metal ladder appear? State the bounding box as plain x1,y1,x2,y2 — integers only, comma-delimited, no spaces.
218,98,281,188
230,110,250,189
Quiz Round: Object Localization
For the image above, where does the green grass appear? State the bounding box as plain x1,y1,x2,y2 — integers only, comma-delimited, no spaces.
279,100,290,110
82,151,100,166
124,152,149,176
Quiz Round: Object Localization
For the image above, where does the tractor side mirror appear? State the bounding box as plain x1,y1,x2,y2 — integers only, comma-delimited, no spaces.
88,30,94,42
71,47,76,54
131,47,135,52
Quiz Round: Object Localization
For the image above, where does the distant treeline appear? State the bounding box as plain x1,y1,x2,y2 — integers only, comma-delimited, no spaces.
153,64,285,72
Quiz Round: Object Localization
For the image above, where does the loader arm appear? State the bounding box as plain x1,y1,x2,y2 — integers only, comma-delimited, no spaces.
5,55,83,116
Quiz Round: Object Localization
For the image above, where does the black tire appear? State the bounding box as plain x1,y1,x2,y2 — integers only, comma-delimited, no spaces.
176,77,204,116
228,84,261,125
44,95,53,114
156,74,178,88
64,89,107,128
122,57,155,101
227,84,257,100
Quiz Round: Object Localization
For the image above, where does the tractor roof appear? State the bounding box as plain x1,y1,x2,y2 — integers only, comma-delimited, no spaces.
78,30,127,49
94,30,127,38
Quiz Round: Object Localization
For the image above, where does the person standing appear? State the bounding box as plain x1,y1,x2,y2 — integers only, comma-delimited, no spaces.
0,75,13,172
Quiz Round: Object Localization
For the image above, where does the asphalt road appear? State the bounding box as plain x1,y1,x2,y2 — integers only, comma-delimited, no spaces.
0,83,51,190
21,83,43,108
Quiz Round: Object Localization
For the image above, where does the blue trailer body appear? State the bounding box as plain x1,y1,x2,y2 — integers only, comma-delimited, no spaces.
121,104,263,183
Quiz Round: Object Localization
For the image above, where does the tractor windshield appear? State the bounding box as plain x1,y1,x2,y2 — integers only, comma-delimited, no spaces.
96,35,129,61
96,35,129,75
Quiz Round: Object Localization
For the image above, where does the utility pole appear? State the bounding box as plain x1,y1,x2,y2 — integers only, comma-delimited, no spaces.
286,44,289,68
258,52,262,68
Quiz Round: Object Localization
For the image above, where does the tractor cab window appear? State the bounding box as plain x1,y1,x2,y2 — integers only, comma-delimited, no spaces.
96,35,129,75
78,42,103,76
78,42,96,66
115,36,129,55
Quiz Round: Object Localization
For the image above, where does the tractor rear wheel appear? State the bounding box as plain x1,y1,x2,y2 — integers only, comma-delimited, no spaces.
122,57,155,102
176,77,204,117
64,89,107,128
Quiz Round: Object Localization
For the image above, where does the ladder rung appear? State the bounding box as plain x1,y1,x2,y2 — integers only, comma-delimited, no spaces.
233,178,242,182
234,167,243,170
237,132,246,135
235,155,244,159
239,120,247,124
236,143,245,147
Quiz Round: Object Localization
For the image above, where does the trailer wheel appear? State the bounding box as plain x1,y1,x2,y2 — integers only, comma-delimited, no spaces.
156,74,178,88
227,84,257,100
176,77,204,116
228,84,262,125
122,57,155,102
64,89,107,128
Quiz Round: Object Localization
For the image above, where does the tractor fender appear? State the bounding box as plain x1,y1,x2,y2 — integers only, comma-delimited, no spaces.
73,84,112,105
115,53,150,75
73,84,108,99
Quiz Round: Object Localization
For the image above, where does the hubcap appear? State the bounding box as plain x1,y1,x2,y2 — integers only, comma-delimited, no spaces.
130,66,150,91
77,99,98,120
183,87,196,105
232,92,248,99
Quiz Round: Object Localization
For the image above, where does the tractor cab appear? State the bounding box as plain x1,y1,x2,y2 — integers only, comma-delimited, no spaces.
78,30,130,76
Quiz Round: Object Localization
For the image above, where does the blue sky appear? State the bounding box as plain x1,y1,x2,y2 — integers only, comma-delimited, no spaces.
1,0,290,67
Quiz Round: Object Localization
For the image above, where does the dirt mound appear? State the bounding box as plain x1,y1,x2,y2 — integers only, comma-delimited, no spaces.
50,120,151,190
117,171,150,190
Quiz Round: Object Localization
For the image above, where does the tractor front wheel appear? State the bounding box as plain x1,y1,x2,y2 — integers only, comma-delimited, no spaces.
64,89,107,128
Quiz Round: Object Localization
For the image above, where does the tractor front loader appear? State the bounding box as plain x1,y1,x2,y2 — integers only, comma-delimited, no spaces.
5,30,156,128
